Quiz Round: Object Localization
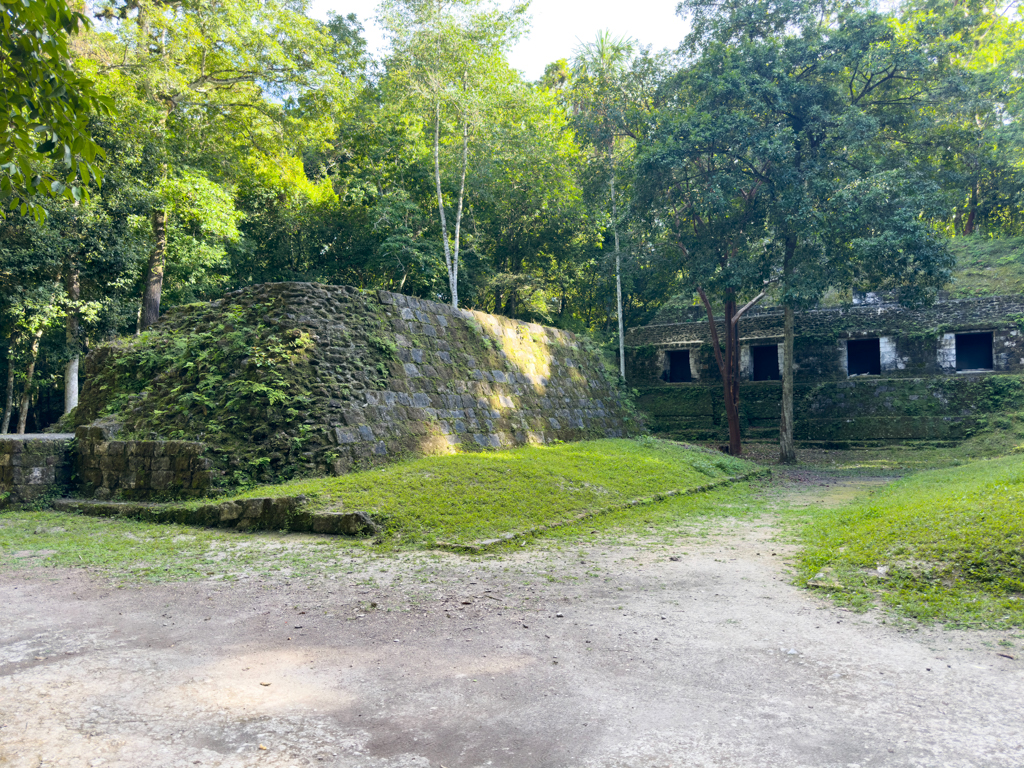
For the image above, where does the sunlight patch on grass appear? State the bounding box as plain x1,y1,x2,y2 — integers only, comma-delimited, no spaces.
0,438,756,581
228,438,754,545
796,455,1024,628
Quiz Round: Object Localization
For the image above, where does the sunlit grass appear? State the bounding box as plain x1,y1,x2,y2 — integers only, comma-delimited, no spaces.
0,439,757,581
796,455,1024,628
228,438,754,545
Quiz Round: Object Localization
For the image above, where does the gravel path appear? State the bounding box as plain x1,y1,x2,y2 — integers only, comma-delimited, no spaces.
1,485,1022,768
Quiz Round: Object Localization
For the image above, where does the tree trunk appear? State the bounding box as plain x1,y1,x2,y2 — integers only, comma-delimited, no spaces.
698,287,742,456
779,304,796,464
723,298,741,456
779,237,797,464
432,102,455,308
16,327,44,435
1,335,17,435
450,118,469,309
64,266,81,414
964,180,979,236
141,208,166,330
611,174,625,381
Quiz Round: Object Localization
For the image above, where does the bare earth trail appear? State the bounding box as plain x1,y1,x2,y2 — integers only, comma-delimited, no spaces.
2,476,1023,768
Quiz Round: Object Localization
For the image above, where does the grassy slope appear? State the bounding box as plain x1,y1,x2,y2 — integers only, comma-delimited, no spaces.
947,236,1024,298
0,438,757,582
796,454,1024,628
229,438,754,545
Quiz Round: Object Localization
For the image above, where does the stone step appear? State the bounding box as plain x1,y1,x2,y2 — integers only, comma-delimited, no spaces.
52,496,376,536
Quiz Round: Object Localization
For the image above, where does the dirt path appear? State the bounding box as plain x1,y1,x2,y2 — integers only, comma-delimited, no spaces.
2,477,1022,768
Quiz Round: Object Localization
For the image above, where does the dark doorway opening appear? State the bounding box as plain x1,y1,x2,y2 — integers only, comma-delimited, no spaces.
751,345,780,381
847,338,881,376
955,332,993,371
665,350,692,383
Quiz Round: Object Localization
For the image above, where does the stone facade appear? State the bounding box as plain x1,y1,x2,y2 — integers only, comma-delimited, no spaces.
626,296,1024,444
628,296,1024,385
74,423,212,500
0,435,73,507
73,282,640,492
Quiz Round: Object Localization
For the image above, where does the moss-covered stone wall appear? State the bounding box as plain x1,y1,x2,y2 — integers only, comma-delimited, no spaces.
0,435,72,507
75,282,639,490
637,375,1024,445
626,296,1024,444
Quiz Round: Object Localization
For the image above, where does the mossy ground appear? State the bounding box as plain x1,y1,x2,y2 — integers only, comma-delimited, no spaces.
0,439,755,581
3,435,1021,632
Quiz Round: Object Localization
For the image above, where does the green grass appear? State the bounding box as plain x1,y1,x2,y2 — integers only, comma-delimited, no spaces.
948,235,1024,298
0,511,361,582
796,454,1024,628
0,438,757,583
740,426,1024,474
227,438,754,545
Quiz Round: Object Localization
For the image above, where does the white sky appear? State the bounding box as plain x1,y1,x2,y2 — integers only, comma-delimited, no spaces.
307,0,691,80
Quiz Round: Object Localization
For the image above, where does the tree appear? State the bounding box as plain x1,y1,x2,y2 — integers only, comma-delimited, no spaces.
573,31,637,380
662,0,956,460
381,0,528,308
635,89,776,455
897,0,1024,236
92,0,355,327
1,0,111,221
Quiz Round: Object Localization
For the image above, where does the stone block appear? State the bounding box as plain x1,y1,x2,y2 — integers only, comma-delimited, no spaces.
219,501,241,522
312,510,375,536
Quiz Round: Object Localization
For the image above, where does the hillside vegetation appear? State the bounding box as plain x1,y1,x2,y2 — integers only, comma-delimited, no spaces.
948,236,1024,298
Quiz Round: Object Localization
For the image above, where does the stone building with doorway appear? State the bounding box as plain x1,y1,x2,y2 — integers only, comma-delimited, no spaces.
624,295,1024,445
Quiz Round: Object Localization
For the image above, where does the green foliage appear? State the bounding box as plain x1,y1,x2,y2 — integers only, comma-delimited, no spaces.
89,300,314,447
0,0,112,221
796,456,1024,628
227,438,753,547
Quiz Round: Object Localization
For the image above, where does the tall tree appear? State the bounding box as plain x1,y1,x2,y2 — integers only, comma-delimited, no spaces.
668,0,955,461
92,0,353,327
380,0,528,308
573,31,636,380
635,91,775,455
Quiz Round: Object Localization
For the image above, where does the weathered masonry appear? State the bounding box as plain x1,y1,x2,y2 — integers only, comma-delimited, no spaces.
0,434,73,506
625,296,1024,444
62,282,639,499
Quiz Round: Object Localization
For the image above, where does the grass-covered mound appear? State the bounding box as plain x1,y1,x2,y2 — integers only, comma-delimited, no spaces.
230,437,755,546
797,455,1024,628
948,235,1024,298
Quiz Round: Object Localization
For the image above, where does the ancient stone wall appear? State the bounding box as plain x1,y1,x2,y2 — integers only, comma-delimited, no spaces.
627,297,1024,387
0,435,73,507
637,375,1024,445
74,282,640,493
626,296,1024,444
74,424,212,500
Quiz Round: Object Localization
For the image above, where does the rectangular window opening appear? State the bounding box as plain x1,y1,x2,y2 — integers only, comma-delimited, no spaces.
751,345,780,381
847,338,881,376
664,350,692,383
955,332,993,371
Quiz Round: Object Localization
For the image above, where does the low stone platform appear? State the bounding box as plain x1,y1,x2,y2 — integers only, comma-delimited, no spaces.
52,496,376,536
0,434,74,508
